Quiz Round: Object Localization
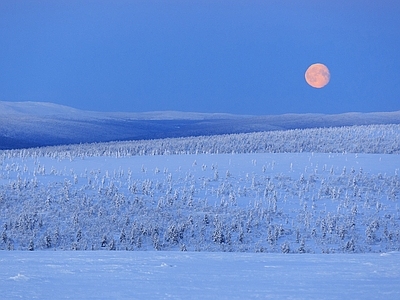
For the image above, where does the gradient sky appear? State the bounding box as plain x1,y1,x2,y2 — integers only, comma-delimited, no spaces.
0,0,399,115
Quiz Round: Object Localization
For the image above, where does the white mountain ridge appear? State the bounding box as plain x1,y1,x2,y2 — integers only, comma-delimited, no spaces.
1,100,400,149
0,101,241,120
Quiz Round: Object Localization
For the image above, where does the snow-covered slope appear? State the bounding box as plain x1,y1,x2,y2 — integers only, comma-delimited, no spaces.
1,125,399,253
1,116,399,298
1,101,400,149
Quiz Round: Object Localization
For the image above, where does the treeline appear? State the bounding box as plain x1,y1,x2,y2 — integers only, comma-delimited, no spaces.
1,124,399,161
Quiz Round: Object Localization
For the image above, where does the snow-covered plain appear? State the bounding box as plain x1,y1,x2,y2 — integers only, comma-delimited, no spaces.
1,251,400,299
1,151,399,253
1,124,400,298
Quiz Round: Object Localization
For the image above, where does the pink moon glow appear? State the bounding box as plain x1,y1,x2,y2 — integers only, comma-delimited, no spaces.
305,63,330,88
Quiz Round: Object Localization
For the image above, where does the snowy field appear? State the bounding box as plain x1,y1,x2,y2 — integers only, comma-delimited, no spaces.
1,251,400,299
1,151,399,253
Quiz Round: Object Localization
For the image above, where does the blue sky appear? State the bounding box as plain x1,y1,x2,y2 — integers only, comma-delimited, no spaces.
0,1,399,115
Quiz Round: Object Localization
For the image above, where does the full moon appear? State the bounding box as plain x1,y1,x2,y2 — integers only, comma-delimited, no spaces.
305,63,330,88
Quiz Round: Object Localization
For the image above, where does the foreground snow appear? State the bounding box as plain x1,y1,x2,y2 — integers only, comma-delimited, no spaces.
1,251,399,299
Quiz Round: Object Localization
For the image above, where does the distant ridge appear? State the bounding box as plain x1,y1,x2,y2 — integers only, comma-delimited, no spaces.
1,101,400,150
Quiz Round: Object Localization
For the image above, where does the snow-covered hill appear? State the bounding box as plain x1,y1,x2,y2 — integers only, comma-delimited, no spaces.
1,116,400,298
1,124,399,253
1,100,400,149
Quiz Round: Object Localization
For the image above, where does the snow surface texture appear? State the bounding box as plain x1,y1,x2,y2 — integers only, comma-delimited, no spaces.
1,125,399,253
1,251,399,299
1,100,400,149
